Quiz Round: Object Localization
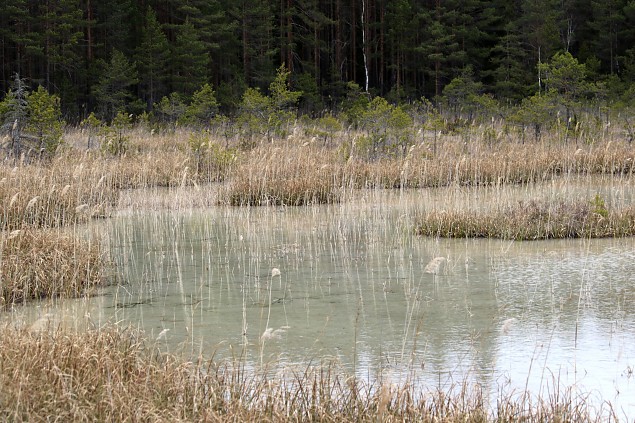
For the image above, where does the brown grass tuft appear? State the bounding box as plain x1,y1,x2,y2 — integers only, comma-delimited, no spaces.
0,228,104,305
219,144,345,206
415,198,635,239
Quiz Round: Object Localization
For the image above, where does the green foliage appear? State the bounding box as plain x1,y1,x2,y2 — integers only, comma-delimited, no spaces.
236,87,271,143
488,22,532,101
236,66,302,143
182,84,220,128
269,65,302,111
136,6,170,109
0,95,8,120
188,131,237,181
0,90,23,137
267,65,302,136
511,93,557,141
154,92,187,130
538,52,588,123
209,114,236,147
355,97,414,159
418,98,445,154
294,72,322,114
0,75,29,143
188,131,209,154
342,82,370,128
0,77,65,158
591,194,608,218
93,49,139,120
25,86,64,155
3,0,635,118
442,67,483,116
102,111,131,156
215,79,246,114
171,20,209,97
353,135,375,159
314,113,342,146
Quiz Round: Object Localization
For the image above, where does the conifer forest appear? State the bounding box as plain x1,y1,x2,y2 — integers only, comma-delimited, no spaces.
1,0,635,122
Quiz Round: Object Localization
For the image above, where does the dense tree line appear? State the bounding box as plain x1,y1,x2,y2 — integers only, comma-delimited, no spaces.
1,0,635,122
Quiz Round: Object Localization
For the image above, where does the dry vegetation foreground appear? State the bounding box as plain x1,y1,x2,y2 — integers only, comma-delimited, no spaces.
1,128,634,421
0,324,619,422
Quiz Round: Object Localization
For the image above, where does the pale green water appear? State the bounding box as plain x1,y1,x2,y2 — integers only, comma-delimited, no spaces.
10,179,635,417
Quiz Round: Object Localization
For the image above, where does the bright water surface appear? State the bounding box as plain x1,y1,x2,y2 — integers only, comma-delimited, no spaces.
12,178,635,418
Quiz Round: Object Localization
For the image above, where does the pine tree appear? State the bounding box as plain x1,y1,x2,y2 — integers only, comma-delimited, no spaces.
0,74,29,156
588,0,626,75
171,19,209,98
96,0,138,56
0,0,30,93
385,0,416,97
34,0,84,89
201,0,238,85
136,7,170,110
293,0,333,87
519,0,562,93
182,83,220,128
25,85,64,155
417,3,462,99
232,0,276,89
488,22,533,100
538,51,588,135
93,49,138,120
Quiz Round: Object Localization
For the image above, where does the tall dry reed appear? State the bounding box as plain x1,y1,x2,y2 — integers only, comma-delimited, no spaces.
0,228,104,305
218,143,346,206
0,324,614,422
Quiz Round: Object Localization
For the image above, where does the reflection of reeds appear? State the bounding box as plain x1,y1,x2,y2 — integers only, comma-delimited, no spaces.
415,198,635,240
0,324,613,422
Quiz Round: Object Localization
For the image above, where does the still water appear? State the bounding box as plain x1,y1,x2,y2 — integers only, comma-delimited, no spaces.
14,180,635,417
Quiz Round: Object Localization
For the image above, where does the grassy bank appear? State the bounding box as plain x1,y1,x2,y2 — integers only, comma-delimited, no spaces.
415,197,635,240
0,324,615,422
0,228,104,305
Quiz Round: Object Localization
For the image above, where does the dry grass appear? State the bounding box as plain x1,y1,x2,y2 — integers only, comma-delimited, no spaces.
351,141,635,189
0,159,114,231
0,126,629,421
3,128,634,216
0,228,104,305
214,137,635,205
415,198,635,240
0,324,614,422
0,149,195,230
218,144,346,206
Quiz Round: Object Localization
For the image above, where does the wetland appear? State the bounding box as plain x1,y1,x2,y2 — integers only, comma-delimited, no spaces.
10,177,635,419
